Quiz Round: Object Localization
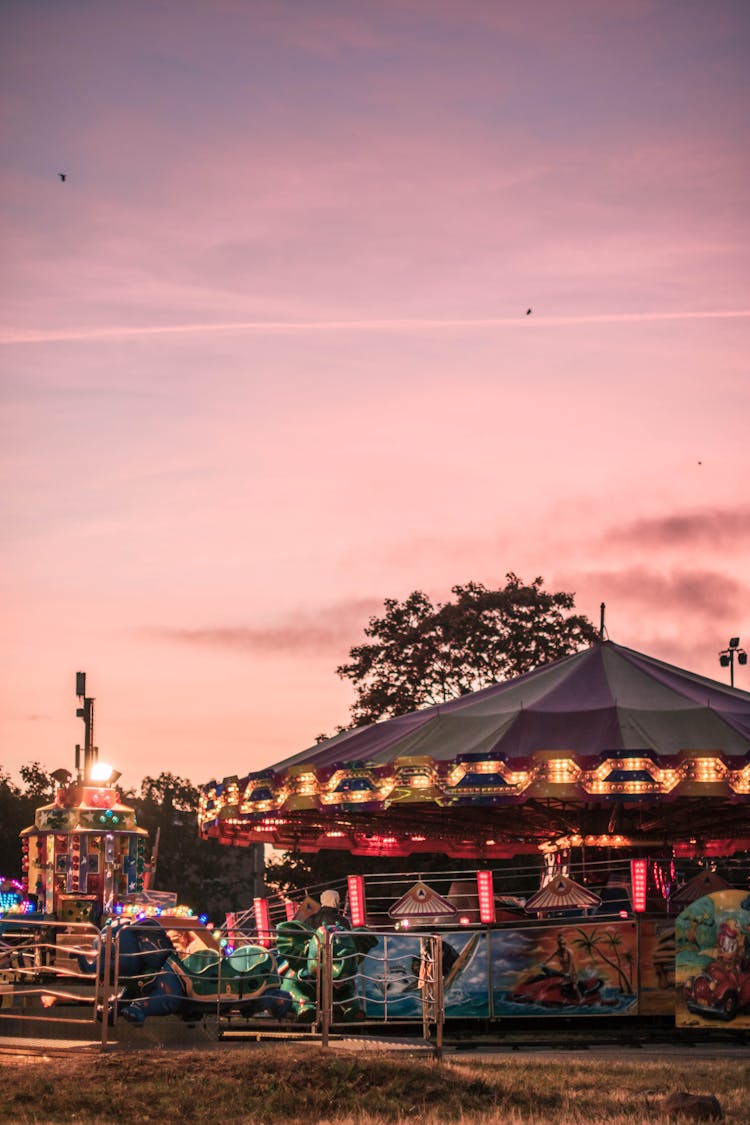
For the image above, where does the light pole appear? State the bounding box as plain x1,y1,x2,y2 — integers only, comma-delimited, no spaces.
719,637,747,687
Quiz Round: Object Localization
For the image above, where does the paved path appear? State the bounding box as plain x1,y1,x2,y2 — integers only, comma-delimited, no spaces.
0,1036,101,1056
454,1041,750,1062
1,1032,747,1062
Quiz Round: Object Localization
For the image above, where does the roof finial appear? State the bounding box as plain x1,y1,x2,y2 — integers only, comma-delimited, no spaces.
599,603,608,641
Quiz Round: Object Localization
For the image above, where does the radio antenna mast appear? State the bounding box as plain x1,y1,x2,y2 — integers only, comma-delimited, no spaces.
75,671,97,780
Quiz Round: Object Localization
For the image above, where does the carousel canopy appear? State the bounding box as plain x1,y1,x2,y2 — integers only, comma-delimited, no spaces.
199,641,750,859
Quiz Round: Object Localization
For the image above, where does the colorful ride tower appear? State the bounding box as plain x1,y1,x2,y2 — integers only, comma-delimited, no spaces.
18,673,148,923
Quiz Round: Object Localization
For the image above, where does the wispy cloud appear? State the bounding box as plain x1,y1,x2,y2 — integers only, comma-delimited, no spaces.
605,505,750,550
564,566,747,621
2,309,749,346
146,597,382,658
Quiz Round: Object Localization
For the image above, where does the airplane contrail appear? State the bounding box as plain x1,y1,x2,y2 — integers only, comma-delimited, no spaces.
1,309,749,345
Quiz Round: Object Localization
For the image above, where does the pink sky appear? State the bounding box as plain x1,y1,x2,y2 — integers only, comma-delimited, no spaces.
1,1,749,790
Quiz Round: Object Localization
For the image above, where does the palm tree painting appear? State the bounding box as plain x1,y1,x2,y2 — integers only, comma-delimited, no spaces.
572,925,635,995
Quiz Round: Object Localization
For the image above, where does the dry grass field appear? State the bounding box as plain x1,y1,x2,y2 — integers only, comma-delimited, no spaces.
1,1044,748,1124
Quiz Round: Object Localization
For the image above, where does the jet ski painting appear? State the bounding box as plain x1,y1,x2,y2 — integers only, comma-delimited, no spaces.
491,922,638,1017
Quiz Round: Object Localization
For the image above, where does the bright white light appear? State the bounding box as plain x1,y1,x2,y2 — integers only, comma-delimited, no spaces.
89,762,114,783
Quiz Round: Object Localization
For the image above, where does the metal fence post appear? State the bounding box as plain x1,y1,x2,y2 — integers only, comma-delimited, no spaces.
320,930,333,1048
217,940,222,1036
433,934,444,1062
420,935,444,1061
99,924,113,1051
421,935,431,1043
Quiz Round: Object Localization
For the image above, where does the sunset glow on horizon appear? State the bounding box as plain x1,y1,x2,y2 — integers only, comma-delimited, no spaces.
1,1,748,790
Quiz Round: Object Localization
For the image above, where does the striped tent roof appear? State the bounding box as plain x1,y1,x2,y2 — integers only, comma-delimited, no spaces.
267,640,750,772
200,641,750,858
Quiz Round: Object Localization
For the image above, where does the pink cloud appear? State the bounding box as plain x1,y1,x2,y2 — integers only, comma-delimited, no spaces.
146,597,383,658
571,566,747,619
606,505,750,550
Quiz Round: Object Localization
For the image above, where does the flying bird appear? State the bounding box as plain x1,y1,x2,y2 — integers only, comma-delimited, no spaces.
526,308,532,315
58,173,66,182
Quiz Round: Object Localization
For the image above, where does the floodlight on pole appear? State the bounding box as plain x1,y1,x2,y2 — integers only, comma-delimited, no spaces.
719,638,746,688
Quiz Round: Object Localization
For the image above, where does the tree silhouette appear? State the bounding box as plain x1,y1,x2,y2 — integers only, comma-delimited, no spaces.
337,574,598,724
0,763,55,879
128,772,264,920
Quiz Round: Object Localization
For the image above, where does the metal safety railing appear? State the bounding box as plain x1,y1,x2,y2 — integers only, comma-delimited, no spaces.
0,919,447,1053
0,916,105,1042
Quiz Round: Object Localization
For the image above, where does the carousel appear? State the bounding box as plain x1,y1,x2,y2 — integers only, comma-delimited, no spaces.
197,640,750,1030
198,640,750,862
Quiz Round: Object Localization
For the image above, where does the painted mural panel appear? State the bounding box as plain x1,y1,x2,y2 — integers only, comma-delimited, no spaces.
360,932,423,1019
490,921,638,1017
639,918,675,1016
360,931,489,1019
359,921,638,1019
676,890,750,1029
442,931,489,1018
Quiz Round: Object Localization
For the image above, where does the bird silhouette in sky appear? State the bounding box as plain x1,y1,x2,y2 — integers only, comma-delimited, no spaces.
526,308,532,315
58,172,66,182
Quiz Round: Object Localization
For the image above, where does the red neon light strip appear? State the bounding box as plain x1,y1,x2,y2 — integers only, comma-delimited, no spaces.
253,896,272,945
476,870,495,924
347,874,367,927
630,859,647,912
